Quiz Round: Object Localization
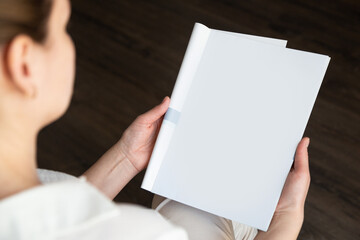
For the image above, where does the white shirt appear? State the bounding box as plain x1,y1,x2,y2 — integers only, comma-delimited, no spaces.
0,171,188,240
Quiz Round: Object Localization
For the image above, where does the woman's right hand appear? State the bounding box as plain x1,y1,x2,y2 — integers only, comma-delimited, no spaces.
255,137,311,240
275,137,311,216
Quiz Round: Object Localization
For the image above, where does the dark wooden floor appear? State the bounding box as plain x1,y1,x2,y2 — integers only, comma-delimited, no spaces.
37,0,360,239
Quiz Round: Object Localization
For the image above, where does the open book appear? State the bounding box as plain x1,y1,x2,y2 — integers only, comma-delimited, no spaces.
141,23,330,231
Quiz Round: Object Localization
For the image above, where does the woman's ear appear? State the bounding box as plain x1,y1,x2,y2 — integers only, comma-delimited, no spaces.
3,34,38,98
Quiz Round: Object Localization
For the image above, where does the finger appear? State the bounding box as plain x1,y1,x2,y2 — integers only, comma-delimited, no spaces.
137,96,170,124
155,115,165,134
294,137,310,173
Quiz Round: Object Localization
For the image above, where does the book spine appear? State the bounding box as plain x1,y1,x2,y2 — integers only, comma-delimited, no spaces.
141,22,211,191
168,22,211,112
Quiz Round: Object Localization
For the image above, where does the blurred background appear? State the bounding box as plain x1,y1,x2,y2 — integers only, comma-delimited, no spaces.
37,0,359,239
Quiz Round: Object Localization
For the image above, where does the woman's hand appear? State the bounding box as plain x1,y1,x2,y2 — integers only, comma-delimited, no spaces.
255,137,311,240
83,97,170,199
275,137,311,215
118,96,170,173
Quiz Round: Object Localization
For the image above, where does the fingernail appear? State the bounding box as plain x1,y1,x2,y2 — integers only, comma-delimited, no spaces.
162,97,167,103
306,138,310,148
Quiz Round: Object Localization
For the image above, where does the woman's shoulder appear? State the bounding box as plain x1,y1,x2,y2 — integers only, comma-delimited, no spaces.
0,170,188,240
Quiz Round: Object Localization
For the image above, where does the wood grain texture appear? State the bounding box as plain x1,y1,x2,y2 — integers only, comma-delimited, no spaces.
37,0,360,239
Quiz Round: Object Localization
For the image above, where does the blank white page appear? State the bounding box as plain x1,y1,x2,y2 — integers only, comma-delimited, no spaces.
145,28,330,231
142,23,287,192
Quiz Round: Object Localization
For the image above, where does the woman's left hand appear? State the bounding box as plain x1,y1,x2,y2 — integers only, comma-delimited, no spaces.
117,96,170,173
83,97,170,199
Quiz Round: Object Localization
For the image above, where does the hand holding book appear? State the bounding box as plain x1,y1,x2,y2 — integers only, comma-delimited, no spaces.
255,137,311,239
118,96,171,173
83,97,170,199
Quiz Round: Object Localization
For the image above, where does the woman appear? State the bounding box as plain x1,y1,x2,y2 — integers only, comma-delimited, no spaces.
0,0,311,239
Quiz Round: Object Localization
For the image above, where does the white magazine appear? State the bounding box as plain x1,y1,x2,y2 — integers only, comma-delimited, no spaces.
142,23,330,231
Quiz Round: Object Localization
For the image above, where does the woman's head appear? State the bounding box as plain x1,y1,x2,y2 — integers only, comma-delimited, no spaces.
0,0,75,130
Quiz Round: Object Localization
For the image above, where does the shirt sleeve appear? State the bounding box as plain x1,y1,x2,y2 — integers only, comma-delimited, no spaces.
55,203,188,240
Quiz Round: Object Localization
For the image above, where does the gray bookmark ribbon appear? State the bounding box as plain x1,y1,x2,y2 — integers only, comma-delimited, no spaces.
164,108,181,124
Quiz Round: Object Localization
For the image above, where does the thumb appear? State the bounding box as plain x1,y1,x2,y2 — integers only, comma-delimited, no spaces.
137,96,170,124
294,137,310,173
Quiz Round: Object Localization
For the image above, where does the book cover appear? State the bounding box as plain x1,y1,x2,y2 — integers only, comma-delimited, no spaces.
142,23,330,231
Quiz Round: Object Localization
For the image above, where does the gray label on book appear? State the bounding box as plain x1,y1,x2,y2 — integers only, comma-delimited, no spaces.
164,108,181,124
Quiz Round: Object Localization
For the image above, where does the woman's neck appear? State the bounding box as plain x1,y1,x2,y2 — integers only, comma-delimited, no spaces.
0,120,41,200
